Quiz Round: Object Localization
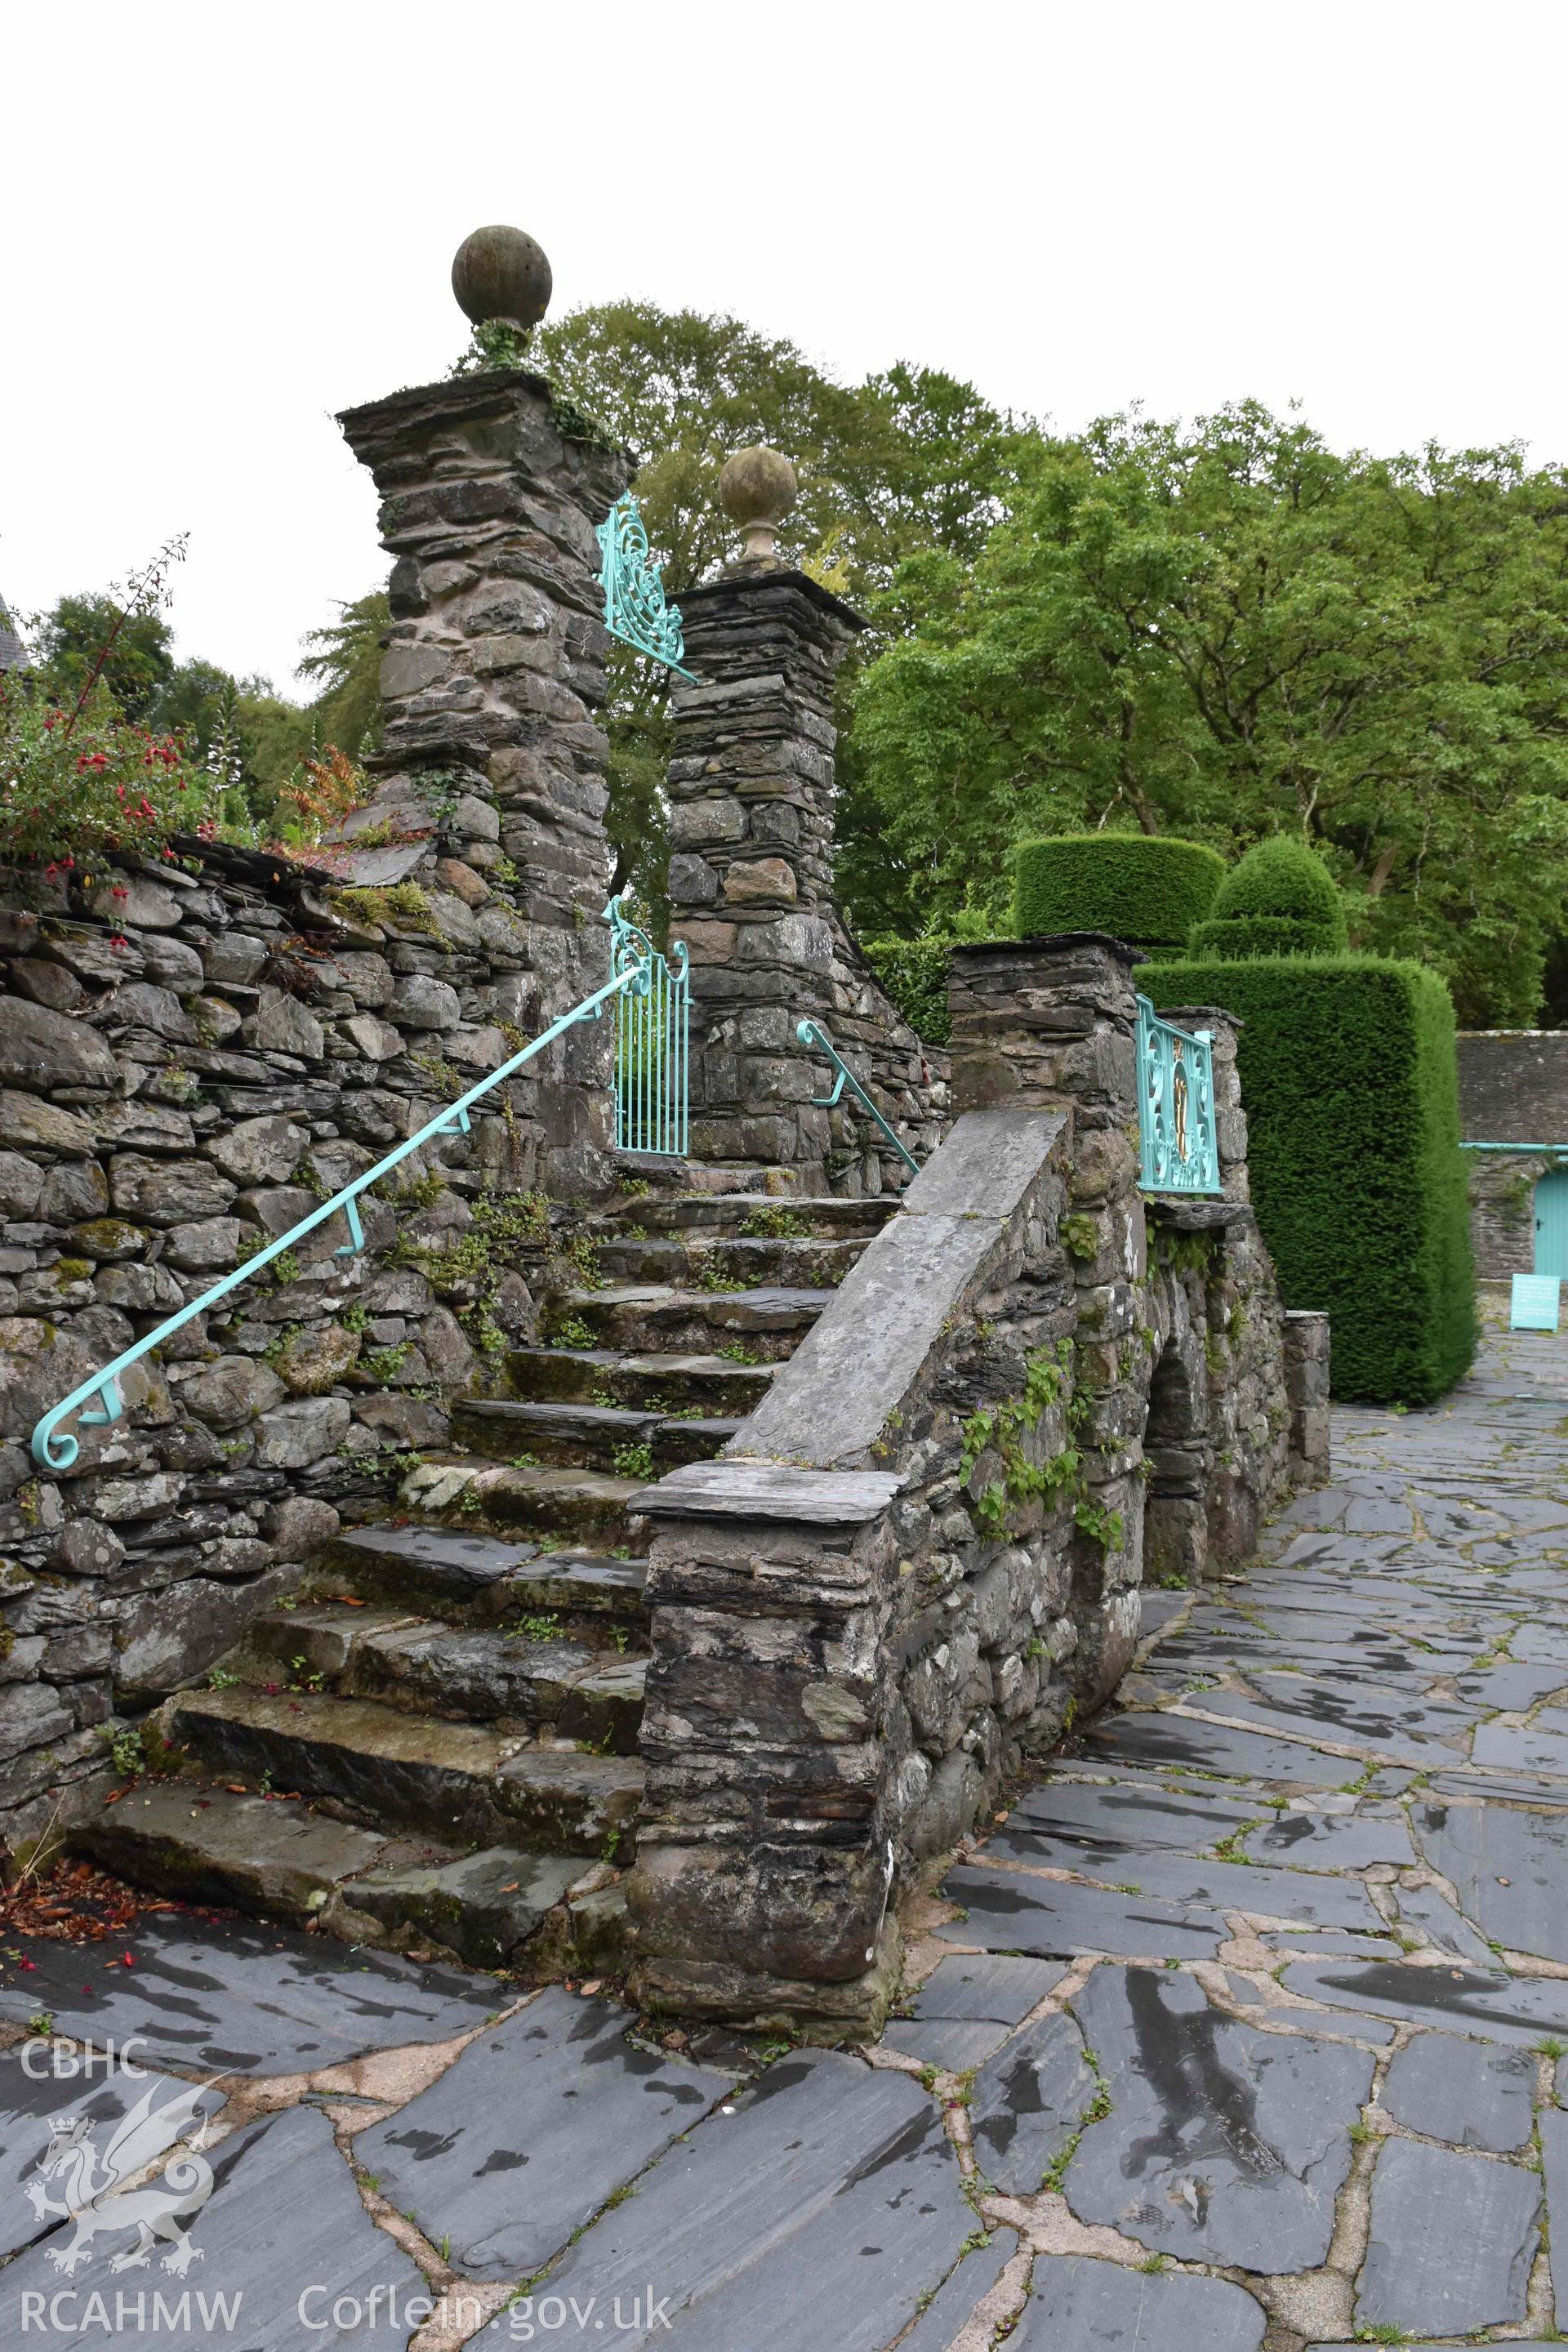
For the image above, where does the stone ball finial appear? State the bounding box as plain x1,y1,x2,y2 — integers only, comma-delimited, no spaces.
451,225,553,332
718,445,799,568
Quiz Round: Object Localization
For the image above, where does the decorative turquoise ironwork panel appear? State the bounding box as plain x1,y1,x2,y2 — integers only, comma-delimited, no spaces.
595,493,696,679
609,893,690,1156
1136,995,1222,1195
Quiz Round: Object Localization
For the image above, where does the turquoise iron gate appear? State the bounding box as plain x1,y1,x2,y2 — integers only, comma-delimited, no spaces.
1136,995,1222,1195
607,893,690,1156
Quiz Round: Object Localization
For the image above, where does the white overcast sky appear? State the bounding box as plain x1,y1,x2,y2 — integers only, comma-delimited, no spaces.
3,0,1564,696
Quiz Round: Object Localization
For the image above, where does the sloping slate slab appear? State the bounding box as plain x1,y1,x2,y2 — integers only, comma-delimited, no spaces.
1539,2105,1568,2318
1015,2254,1265,2350
0,2103,424,2348
1472,1716,1568,1776
353,1986,728,2278
938,1865,1227,1961
1414,1797,1568,1962
968,2011,1094,2194
1356,2136,1539,2335
1380,2034,1535,2150
470,2050,971,2352
1197,1683,1475,1765
1079,1713,1355,1786
1280,1958,1568,2045
0,2053,224,2258
1391,1879,1494,1965
1062,1966,1374,2271
891,2234,1017,2352
0,1911,496,2074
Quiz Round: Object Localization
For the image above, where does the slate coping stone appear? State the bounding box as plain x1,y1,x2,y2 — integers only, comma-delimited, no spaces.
0,1911,497,2074
1356,2135,1540,2334
1015,2254,1265,2350
638,1459,902,1524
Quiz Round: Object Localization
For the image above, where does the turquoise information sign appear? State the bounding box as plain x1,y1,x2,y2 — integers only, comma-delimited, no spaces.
1511,1273,1561,1330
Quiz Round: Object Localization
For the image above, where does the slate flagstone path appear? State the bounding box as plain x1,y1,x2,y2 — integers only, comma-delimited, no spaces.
7,1309,1568,2346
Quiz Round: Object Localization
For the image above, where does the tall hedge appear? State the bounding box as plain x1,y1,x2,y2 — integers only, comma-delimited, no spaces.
1013,835,1225,948
1188,835,1349,959
1142,951,1476,1403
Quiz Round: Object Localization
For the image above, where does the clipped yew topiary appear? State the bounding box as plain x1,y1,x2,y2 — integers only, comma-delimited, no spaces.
1013,835,1226,949
1187,835,1348,958
1143,949,1475,1403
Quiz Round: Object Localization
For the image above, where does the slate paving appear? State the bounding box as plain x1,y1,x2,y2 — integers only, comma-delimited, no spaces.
6,1308,1568,2346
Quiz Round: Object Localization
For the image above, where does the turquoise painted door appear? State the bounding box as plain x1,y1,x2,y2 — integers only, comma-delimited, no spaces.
1535,1169,1568,1276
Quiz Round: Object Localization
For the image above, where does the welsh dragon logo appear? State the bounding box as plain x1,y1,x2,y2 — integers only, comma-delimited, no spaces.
25,2078,216,2275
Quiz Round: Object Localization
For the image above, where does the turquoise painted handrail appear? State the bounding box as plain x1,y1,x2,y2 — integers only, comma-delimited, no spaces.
795,1017,920,1181
29,903,653,1472
1461,1141,1568,1152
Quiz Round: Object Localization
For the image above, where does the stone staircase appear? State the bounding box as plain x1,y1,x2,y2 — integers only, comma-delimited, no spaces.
78,1179,899,1974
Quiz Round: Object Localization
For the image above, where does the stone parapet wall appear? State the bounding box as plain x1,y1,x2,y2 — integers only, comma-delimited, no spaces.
628,933,1322,2034
665,573,947,1190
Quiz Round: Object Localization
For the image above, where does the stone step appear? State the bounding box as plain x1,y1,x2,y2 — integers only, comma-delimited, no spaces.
595,1235,863,1288
399,1456,648,1543
326,1525,648,1622
507,1347,775,1415
559,1284,835,1361
163,1686,644,1855
73,1781,593,1968
239,1603,647,1750
452,1398,741,1475
600,1192,898,1237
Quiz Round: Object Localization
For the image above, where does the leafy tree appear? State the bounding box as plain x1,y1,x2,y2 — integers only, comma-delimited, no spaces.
296,590,388,760
33,594,176,722
843,403,1568,1023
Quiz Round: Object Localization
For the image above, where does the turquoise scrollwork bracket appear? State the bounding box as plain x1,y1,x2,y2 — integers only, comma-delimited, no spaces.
595,494,697,681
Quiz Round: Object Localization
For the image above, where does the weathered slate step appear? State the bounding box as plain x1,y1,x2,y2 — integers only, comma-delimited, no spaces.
164,1686,643,1855
74,1783,587,1967
325,1526,648,1623
243,1605,647,1748
452,1397,739,1476
507,1346,774,1414
561,1284,836,1360
401,1457,647,1542
595,1235,862,1287
600,1192,898,1237
74,1780,389,1926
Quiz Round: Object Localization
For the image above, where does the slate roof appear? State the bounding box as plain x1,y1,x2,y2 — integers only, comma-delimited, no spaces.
0,592,23,673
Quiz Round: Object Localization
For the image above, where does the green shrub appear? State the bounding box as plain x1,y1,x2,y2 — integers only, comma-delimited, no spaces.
1188,835,1348,959
862,936,951,1043
1013,835,1226,948
1142,951,1476,1403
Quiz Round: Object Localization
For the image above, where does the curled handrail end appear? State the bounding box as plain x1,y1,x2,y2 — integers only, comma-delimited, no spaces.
31,1419,76,1472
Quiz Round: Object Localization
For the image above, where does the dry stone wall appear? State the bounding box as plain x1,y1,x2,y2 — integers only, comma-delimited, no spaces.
0,840,575,1853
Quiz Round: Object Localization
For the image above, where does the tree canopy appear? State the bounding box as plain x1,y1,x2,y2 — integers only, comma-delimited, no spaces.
840,403,1568,1025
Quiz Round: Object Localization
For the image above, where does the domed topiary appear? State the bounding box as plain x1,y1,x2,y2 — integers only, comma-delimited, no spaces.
1188,836,1348,959
1012,835,1227,949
